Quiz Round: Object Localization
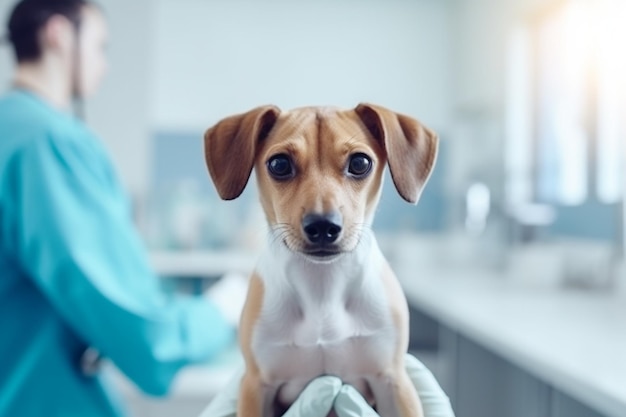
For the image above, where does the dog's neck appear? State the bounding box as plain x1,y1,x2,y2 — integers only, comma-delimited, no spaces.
256,229,385,315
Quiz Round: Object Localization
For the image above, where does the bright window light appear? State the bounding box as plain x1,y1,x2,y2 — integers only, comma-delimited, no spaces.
595,0,626,203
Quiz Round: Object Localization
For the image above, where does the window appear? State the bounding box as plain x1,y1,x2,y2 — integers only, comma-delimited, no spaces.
506,0,626,208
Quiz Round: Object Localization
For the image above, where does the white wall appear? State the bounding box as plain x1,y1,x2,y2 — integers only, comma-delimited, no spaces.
87,0,155,198
152,0,453,133
449,0,546,112
0,0,15,88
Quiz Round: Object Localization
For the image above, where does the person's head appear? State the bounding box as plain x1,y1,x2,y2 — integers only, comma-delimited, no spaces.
6,0,108,98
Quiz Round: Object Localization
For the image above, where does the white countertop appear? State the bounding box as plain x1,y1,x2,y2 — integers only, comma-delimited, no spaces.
396,262,626,417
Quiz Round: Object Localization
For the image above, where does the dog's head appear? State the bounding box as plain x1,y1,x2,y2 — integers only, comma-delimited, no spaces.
204,104,438,261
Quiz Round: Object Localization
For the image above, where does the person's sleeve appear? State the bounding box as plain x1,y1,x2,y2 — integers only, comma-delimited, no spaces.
11,135,235,396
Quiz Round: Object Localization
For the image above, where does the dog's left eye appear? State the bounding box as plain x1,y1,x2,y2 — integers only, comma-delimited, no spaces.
267,154,294,179
348,153,372,178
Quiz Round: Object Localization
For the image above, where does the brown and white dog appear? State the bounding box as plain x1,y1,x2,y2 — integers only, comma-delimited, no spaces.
203,103,438,417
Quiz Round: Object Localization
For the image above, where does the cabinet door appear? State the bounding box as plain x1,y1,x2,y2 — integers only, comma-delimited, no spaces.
552,392,606,417
455,336,552,417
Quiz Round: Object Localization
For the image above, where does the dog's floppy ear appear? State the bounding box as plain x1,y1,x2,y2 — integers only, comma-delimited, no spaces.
355,103,438,204
204,105,280,200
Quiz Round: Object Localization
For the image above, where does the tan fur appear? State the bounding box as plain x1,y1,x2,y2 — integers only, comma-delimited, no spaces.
381,261,424,417
237,273,265,416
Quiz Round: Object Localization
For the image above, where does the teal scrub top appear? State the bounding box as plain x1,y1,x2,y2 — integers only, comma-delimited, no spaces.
0,90,235,417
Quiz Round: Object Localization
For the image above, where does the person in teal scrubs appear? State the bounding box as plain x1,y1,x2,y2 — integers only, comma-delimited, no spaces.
0,1,236,416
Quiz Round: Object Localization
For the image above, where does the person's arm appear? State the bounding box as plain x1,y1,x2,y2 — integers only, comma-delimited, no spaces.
11,134,234,395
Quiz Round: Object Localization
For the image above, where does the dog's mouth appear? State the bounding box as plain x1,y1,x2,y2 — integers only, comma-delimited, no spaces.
304,248,342,258
299,244,344,261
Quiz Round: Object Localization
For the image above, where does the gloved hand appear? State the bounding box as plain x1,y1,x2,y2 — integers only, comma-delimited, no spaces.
198,367,341,417
204,272,249,327
198,354,455,417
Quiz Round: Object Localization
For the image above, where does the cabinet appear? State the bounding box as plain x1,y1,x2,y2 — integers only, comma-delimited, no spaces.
410,308,607,417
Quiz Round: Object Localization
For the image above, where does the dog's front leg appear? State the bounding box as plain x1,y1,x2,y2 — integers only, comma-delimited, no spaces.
237,373,269,417
367,371,423,417
238,373,280,417
238,373,262,417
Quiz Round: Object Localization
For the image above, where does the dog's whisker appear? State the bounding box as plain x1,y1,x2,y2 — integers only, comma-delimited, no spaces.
268,224,302,252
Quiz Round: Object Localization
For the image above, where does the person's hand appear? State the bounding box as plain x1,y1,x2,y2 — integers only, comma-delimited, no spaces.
198,366,342,417
198,353,455,417
332,354,455,417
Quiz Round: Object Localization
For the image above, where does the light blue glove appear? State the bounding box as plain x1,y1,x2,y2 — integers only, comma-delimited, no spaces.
198,354,455,417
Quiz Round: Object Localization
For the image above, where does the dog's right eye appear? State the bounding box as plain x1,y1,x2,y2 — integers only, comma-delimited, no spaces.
347,153,373,178
267,154,294,179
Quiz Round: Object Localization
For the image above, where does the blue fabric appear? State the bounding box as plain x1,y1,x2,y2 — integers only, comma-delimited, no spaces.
0,90,235,417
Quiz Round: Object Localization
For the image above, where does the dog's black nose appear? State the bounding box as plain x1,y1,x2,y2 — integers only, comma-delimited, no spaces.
302,213,343,244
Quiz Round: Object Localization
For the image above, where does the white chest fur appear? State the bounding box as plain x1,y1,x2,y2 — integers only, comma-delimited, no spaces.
252,232,397,405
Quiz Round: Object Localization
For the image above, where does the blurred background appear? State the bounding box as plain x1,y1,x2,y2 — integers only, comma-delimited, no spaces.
1,0,625,416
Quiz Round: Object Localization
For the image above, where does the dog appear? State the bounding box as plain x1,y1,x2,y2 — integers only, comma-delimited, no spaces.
203,103,438,417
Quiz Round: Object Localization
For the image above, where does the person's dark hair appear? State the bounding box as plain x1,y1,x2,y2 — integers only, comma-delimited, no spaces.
6,0,92,63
